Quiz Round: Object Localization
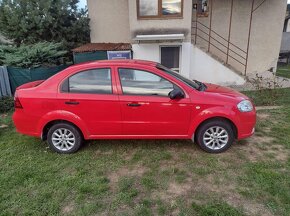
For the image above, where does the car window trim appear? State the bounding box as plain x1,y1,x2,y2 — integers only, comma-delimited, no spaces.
60,67,113,95
117,67,184,98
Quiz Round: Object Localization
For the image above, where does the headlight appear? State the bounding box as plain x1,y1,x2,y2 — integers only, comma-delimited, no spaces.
237,100,253,112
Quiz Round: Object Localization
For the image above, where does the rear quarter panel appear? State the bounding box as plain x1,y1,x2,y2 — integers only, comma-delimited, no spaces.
13,88,58,136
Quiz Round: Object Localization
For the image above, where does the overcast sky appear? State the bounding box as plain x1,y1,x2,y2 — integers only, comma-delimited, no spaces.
78,0,87,9
288,0,290,4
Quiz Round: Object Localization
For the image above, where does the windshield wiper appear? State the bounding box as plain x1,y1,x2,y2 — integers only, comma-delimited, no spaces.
193,80,207,91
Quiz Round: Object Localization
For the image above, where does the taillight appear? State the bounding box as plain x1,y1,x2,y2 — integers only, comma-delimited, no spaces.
14,93,23,109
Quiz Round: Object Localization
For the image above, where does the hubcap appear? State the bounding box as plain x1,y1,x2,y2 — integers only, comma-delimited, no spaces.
203,126,229,150
51,128,75,151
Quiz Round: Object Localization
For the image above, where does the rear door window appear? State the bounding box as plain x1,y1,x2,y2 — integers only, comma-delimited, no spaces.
63,68,112,94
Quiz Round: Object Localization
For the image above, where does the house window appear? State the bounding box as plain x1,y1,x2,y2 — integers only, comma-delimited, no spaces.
194,0,209,17
137,0,183,19
160,46,181,72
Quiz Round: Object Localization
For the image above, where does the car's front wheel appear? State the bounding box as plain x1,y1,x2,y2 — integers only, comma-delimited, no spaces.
47,123,83,154
195,120,235,153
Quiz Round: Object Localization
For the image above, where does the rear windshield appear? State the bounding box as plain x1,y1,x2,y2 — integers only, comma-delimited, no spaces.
156,64,199,90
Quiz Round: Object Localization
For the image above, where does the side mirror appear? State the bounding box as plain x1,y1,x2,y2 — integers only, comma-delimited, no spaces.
169,89,184,100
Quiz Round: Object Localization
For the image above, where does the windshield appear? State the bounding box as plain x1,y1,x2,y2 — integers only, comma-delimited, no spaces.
156,64,200,90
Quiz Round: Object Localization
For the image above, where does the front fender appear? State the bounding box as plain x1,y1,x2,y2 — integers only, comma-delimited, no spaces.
188,106,238,138
36,110,90,139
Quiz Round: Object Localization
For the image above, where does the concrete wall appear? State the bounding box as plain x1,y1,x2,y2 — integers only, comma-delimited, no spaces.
128,0,193,42
132,42,188,76
193,0,287,75
88,0,286,80
88,0,193,43
248,0,286,74
132,42,191,78
87,0,131,43
191,46,245,85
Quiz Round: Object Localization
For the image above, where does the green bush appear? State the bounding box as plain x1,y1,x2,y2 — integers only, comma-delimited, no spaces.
0,97,14,113
0,42,67,68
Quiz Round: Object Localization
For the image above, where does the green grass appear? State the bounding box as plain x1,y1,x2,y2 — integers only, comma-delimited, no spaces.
239,162,290,215
191,202,244,216
277,65,290,79
1,91,290,215
243,88,290,106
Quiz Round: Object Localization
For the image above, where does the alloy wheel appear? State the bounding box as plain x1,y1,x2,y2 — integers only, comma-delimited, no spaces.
51,128,76,151
202,126,229,150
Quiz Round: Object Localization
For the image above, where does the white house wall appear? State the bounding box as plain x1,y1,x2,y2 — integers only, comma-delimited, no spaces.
132,43,160,62
190,46,245,86
132,42,191,78
132,43,245,86
88,0,286,82
128,0,193,42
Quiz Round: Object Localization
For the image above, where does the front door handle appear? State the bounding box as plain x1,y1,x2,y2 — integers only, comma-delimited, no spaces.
65,101,80,105
127,103,141,107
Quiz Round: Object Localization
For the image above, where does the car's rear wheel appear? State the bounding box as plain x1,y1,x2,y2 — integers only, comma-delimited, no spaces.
196,120,235,153
47,123,82,154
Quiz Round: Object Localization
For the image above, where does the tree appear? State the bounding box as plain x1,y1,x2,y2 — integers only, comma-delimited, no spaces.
0,0,90,49
0,42,68,68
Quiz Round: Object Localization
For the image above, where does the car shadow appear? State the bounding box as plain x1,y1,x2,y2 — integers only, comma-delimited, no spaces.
81,139,198,152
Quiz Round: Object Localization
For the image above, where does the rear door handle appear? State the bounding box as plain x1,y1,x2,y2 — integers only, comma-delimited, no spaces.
65,101,80,105
127,103,141,107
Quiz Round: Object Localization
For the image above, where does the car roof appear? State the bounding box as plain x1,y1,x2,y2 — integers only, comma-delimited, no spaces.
72,59,158,68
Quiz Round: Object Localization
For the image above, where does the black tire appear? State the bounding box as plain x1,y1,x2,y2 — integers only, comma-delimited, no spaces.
47,123,83,154
195,120,235,153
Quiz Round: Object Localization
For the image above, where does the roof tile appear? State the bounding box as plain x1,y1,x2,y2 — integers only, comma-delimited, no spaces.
72,43,132,53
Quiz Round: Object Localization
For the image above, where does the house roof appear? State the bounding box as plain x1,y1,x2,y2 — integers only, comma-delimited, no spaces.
72,43,132,53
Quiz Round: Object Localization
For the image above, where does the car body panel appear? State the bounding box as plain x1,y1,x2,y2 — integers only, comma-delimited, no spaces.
118,95,192,136
56,93,122,136
113,65,193,136
12,60,256,142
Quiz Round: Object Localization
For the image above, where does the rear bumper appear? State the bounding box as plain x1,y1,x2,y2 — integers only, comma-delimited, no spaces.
13,110,39,138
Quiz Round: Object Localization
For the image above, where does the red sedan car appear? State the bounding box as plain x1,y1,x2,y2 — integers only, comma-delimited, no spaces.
13,60,256,154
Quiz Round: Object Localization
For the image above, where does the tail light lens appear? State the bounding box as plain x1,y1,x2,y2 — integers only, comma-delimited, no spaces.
14,93,23,109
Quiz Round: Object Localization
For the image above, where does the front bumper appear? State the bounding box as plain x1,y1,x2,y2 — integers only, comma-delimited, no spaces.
238,127,255,139
236,110,256,140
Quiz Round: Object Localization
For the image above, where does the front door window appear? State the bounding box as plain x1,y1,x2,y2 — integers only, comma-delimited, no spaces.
118,68,174,96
